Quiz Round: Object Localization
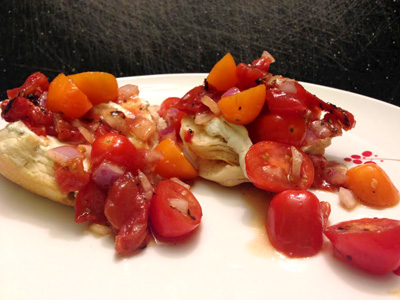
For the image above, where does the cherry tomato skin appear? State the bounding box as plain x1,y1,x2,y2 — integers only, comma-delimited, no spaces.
248,112,307,146
7,72,49,99
206,52,237,91
47,73,93,119
324,218,400,275
245,141,314,193
90,133,141,172
150,179,202,240
266,190,329,258
68,72,119,105
265,88,308,115
236,63,266,90
104,172,147,230
346,164,399,207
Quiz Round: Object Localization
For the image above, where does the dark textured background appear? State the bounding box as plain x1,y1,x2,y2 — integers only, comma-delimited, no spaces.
1,0,399,106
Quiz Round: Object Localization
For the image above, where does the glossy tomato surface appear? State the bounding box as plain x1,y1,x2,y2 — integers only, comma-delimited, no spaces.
150,179,202,240
324,218,400,275
248,112,307,146
91,133,141,171
75,180,108,224
266,190,329,258
245,141,314,193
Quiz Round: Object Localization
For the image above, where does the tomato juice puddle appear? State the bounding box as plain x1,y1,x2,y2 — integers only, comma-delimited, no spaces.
236,183,278,258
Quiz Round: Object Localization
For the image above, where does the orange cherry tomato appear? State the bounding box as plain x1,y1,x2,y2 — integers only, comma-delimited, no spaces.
68,72,118,105
218,84,266,125
346,163,399,207
47,73,93,119
206,53,237,91
154,138,198,179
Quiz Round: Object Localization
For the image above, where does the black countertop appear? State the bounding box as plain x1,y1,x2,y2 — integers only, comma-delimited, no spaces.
1,0,399,106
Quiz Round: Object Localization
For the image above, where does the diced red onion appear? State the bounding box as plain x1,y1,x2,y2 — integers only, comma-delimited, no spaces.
338,187,359,210
159,127,177,142
289,146,303,182
92,161,125,188
201,95,220,115
168,198,189,214
324,161,348,186
279,80,297,94
194,111,214,125
222,87,240,98
47,145,84,165
170,177,191,190
137,170,154,200
118,84,139,102
129,116,156,141
261,50,276,64
72,119,96,144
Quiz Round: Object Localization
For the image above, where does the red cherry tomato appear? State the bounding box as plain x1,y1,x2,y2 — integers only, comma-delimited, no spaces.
245,141,314,193
105,172,151,255
91,133,142,172
75,180,107,224
266,190,330,257
248,112,306,146
235,63,266,90
265,88,308,115
6,72,49,99
150,179,202,240
159,97,185,135
104,172,147,229
324,218,400,275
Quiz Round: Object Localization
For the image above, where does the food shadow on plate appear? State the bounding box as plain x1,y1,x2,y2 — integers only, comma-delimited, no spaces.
0,175,86,240
147,224,203,259
322,243,400,295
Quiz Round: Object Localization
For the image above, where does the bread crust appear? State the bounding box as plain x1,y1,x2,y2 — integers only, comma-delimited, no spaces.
0,121,74,206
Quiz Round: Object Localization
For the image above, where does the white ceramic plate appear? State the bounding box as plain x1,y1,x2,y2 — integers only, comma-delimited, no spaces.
1,74,399,300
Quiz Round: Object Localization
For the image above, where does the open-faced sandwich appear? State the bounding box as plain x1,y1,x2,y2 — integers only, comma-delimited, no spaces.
1,52,400,276
0,71,202,255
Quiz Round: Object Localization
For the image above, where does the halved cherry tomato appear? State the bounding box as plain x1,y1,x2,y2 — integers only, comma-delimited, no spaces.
218,84,266,125
75,180,107,224
265,88,308,115
324,218,400,275
267,190,330,257
174,85,221,114
104,172,147,229
68,72,118,105
154,138,198,179
248,112,306,146
206,53,237,91
7,72,49,99
150,179,202,240
245,141,314,193
236,63,266,90
47,73,93,119
105,172,150,255
91,133,142,172
346,163,399,207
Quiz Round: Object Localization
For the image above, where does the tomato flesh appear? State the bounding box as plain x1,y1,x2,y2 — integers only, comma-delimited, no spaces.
150,179,202,240
245,141,314,193
266,190,329,257
324,218,400,275
54,158,90,194
75,180,108,224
